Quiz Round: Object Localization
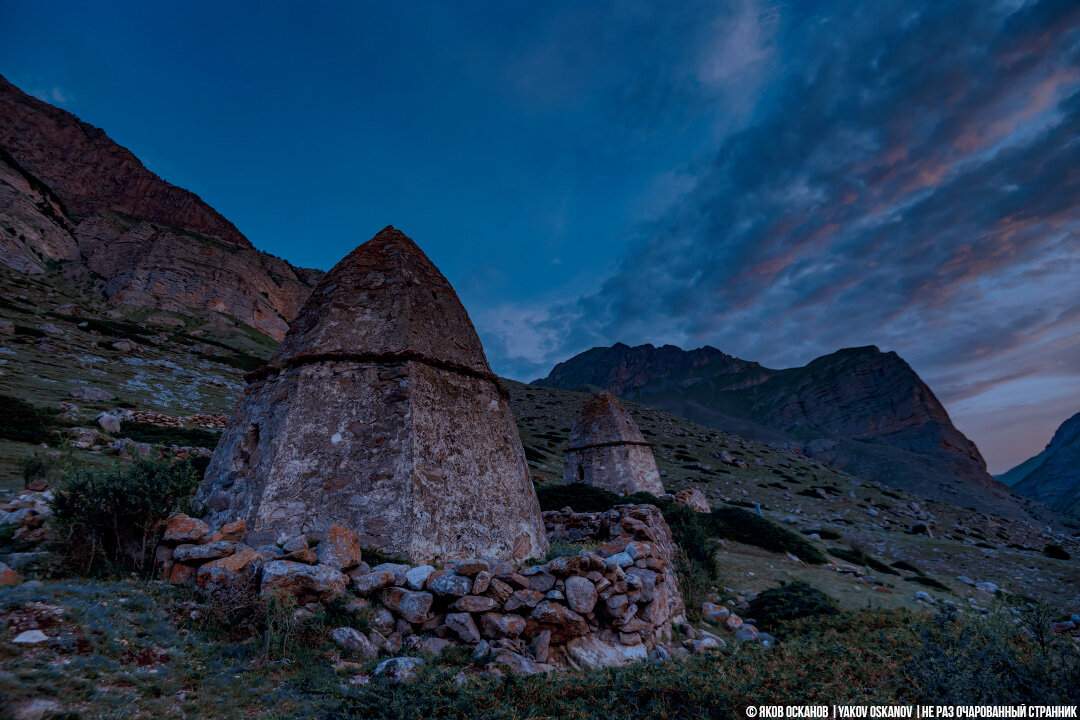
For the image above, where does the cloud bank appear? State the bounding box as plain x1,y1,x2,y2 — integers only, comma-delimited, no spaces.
480,0,1080,472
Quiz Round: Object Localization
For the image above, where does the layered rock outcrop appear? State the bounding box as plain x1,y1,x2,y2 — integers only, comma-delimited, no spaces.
0,74,319,339
197,227,548,564
564,392,664,496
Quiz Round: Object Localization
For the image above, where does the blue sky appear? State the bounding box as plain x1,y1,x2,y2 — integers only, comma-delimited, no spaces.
2,0,1078,472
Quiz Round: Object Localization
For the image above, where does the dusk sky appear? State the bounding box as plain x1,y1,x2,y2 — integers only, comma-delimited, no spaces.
2,0,1078,473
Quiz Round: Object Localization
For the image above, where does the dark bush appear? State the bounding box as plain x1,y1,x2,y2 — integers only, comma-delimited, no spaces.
0,394,58,444
535,483,826,565
536,483,624,513
1043,544,1071,560
120,421,221,449
50,458,202,574
746,581,839,634
206,352,265,372
828,547,901,575
710,506,827,564
906,604,1080,703
906,575,951,592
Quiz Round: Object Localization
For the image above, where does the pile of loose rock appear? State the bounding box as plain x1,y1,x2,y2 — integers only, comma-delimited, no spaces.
156,504,687,672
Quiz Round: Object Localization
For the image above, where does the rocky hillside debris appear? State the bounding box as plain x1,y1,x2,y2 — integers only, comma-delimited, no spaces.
0,489,53,546
154,504,687,670
118,409,228,430
665,488,710,513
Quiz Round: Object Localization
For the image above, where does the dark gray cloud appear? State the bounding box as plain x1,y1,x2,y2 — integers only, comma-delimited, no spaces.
484,0,1080,472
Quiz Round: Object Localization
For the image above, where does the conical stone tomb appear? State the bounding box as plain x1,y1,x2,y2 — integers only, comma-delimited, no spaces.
197,226,548,564
563,392,665,496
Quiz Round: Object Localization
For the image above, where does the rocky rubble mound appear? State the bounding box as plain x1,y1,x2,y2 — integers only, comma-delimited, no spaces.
0,488,52,545
156,503,687,671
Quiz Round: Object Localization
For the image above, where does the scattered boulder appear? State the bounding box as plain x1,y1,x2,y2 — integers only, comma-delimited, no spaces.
331,627,379,658
162,514,209,544
12,630,48,644
316,525,362,570
374,656,424,684
261,561,348,600
96,412,121,433
673,488,710,513
68,386,115,402
0,562,20,586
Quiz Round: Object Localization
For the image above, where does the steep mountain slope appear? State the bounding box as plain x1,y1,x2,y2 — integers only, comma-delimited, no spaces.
1003,411,1080,517
0,74,320,339
534,343,1023,516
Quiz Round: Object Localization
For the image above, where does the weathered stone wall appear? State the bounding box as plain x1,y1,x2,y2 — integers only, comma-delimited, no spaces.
157,503,686,671
197,359,547,565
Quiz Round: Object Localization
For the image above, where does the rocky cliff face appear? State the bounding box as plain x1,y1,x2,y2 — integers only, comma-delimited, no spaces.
0,75,319,339
1005,411,1080,517
536,343,1015,513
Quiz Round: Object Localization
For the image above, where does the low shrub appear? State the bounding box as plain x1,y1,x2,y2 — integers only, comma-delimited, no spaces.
0,394,59,444
906,604,1080,703
745,581,840,635
535,483,625,513
710,506,827,564
536,483,826,565
50,458,203,574
905,575,950,592
19,451,58,488
827,547,901,575
120,421,222,449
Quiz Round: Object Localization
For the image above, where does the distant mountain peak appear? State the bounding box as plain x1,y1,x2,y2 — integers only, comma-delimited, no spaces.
1004,410,1080,518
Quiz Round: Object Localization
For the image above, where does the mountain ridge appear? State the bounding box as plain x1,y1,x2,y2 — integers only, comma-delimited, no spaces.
1002,410,1080,517
534,342,1030,517
0,74,321,340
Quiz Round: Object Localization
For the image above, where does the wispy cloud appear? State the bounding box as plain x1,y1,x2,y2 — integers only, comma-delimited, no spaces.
480,0,1080,472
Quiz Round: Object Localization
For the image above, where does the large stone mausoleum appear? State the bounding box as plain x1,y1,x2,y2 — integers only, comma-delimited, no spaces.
196,226,548,564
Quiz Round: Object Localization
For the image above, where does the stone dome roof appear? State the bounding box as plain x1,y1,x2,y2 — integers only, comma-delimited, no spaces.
269,226,492,376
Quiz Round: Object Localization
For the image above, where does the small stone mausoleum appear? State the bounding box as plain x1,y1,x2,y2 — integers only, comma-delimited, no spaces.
563,392,665,496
